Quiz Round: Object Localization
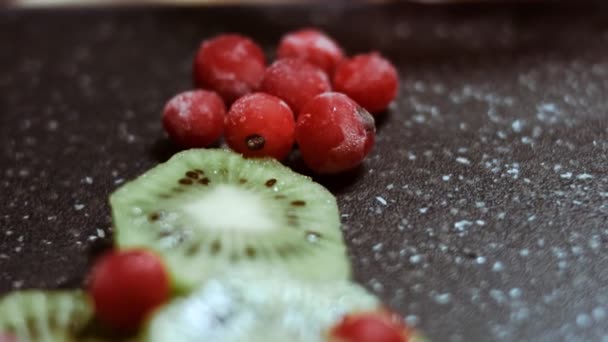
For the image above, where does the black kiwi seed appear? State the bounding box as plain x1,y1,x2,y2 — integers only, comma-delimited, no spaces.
245,134,265,150
210,240,221,255
199,178,210,185
186,171,200,179
158,230,172,238
245,246,257,258
239,178,248,184
194,169,205,175
186,243,200,256
148,212,160,222
291,200,306,207
265,179,277,187
179,178,193,185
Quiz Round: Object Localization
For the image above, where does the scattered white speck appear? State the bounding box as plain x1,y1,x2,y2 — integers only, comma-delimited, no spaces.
370,279,384,292
434,293,452,305
454,220,473,231
47,216,57,221
12,280,24,289
74,204,85,211
476,256,486,264
528,215,536,222
114,178,125,185
47,120,59,131
553,164,562,172
497,212,506,220
577,173,593,180
490,289,506,303
442,175,451,181
372,243,383,252
560,172,573,179
511,119,524,133
456,157,471,165
476,220,485,226
492,262,504,272
576,313,593,328
407,152,417,161
386,184,394,190
509,288,522,298
96,229,106,238
375,196,387,206
409,255,422,264
405,315,419,327
475,201,486,208
83,176,93,184
519,249,530,257
419,207,429,214
592,307,606,321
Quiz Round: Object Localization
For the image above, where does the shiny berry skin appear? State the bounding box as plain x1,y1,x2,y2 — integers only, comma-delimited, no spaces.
260,58,331,115
88,249,170,332
225,93,295,160
329,311,410,342
296,92,375,174
162,90,226,149
193,34,266,104
333,52,399,114
277,28,345,75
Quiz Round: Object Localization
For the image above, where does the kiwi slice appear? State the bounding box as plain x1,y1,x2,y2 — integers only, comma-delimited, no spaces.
0,290,93,341
143,270,380,342
110,148,351,291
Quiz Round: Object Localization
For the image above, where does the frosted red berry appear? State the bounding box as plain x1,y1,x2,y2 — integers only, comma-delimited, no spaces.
260,58,331,115
88,249,170,332
162,90,226,148
296,92,375,174
329,311,410,342
193,34,266,104
333,52,399,114
277,28,345,75
225,93,295,160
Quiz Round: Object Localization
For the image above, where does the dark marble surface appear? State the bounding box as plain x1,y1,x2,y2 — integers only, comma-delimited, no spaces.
1,2,608,341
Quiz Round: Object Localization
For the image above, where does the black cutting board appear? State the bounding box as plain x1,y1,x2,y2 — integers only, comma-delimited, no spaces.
1,2,608,341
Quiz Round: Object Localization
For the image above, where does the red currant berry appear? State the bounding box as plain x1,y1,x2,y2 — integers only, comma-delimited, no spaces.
87,249,170,332
162,90,226,149
225,93,295,160
260,58,331,115
296,92,375,174
329,311,410,342
277,28,345,75
333,52,399,114
193,34,266,104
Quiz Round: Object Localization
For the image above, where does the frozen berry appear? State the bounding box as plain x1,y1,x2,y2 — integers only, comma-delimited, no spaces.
329,310,410,342
193,34,266,104
225,93,295,160
88,249,170,332
277,28,345,75
296,92,375,174
260,58,331,115
333,52,399,114
162,90,226,149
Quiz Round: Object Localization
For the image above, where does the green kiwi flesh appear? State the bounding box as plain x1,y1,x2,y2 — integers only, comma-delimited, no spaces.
143,269,379,342
0,290,92,342
110,149,351,291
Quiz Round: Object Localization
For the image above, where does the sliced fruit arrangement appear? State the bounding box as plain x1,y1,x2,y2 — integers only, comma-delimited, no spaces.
0,290,92,341
110,148,351,291
0,29,424,342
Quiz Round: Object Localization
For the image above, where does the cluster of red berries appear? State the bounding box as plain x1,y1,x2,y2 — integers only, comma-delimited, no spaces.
163,29,399,174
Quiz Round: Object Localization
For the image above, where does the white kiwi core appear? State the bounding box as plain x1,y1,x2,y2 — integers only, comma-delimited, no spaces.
182,184,278,233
